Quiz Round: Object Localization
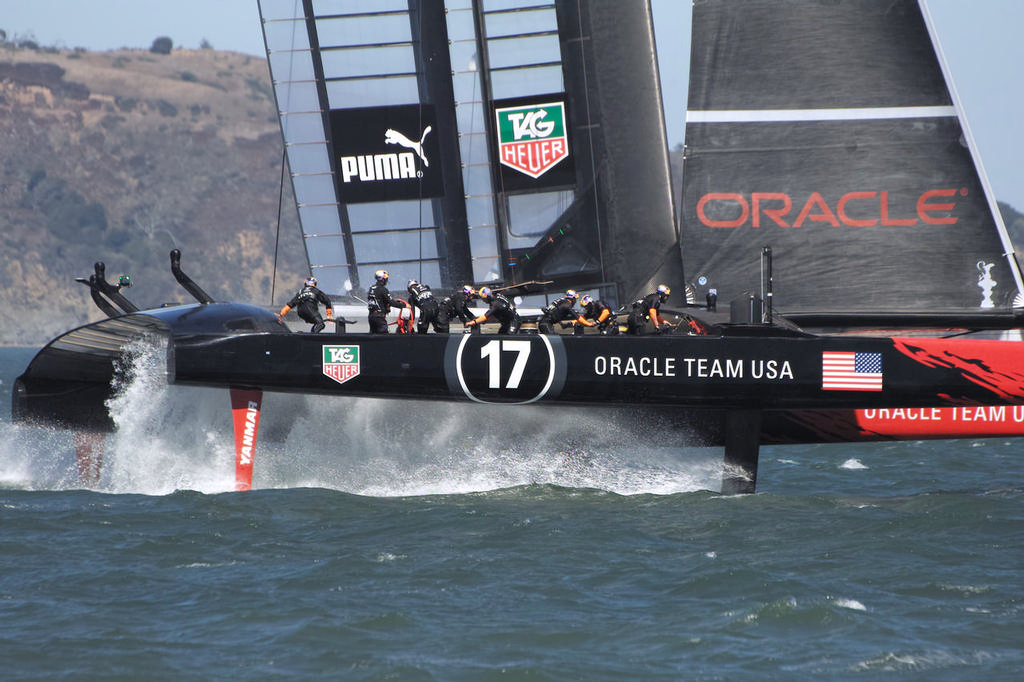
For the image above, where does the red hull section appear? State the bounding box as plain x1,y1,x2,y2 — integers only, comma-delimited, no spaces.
764,405,1024,444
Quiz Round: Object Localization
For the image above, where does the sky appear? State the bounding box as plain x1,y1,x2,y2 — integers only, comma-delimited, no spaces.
3,0,1022,210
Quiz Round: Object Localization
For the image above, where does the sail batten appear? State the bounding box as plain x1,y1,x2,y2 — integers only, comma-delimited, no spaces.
688,106,957,123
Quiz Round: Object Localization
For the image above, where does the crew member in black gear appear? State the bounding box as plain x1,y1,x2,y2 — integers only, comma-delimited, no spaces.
443,285,479,333
578,294,617,334
407,279,449,333
278,276,333,333
538,289,588,334
465,286,519,334
626,284,671,335
367,269,407,334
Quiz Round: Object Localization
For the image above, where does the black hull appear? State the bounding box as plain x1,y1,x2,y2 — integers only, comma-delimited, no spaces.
15,303,1024,442
172,329,1024,410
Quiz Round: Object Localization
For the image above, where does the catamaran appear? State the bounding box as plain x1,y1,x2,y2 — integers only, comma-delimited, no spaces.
12,0,1024,494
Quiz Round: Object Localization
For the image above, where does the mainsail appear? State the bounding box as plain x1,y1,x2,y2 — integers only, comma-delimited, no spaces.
258,0,681,307
680,0,1024,314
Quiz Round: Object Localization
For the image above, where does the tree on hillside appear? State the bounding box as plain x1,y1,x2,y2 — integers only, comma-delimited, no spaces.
150,37,173,55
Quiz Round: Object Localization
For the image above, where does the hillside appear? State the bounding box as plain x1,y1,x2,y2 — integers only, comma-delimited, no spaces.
0,43,307,345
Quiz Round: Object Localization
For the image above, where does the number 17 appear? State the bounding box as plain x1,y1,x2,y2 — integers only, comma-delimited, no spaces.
480,340,531,389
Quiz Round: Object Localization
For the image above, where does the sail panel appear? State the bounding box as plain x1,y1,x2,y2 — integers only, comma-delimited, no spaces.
688,0,950,112
681,0,1023,312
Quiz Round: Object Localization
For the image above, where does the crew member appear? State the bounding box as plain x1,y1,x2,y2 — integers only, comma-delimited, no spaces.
278,276,333,333
538,289,588,334
407,279,449,333
578,294,617,334
706,288,718,312
444,285,479,333
465,286,519,334
627,284,672,335
367,270,407,334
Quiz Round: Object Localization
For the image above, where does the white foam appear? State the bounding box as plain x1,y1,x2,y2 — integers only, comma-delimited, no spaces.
3,337,728,496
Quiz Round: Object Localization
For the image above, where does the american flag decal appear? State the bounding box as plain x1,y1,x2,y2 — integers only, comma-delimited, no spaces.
822,351,883,391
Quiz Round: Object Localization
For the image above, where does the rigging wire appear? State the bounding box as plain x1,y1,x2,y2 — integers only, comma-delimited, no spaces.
271,144,287,305
261,0,304,305
416,2,425,285
574,0,606,286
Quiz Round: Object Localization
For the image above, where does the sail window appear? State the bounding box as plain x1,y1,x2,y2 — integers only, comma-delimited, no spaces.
304,235,348,267
268,52,315,82
486,35,561,71
353,230,440,260
483,6,558,38
507,191,573,243
262,20,311,51
313,15,412,48
465,196,497,229
348,200,436,232
297,204,343,231
310,0,409,13
283,143,331,176
324,78,420,109
320,46,417,79
274,83,321,114
278,112,327,146
489,66,563,100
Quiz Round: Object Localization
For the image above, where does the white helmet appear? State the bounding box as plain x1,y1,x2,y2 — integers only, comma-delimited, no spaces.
375,270,389,282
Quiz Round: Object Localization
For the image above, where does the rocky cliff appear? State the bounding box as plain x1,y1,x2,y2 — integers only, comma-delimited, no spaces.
0,44,307,345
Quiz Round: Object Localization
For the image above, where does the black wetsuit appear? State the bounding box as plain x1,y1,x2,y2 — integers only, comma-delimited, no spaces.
285,284,333,333
367,282,405,334
627,292,665,336
408,282,449,334
480,293,519,334
538,297,579,334
581,299,617,334
445,292,476,325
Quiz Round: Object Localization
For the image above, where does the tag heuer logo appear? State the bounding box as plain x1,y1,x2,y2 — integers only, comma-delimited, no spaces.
323,345,359,386
495,101,569,178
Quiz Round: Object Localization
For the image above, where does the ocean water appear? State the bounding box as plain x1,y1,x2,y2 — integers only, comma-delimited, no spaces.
2,345,1024,680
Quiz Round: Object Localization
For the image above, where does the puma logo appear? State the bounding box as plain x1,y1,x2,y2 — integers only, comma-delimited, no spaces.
384,126,432,167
